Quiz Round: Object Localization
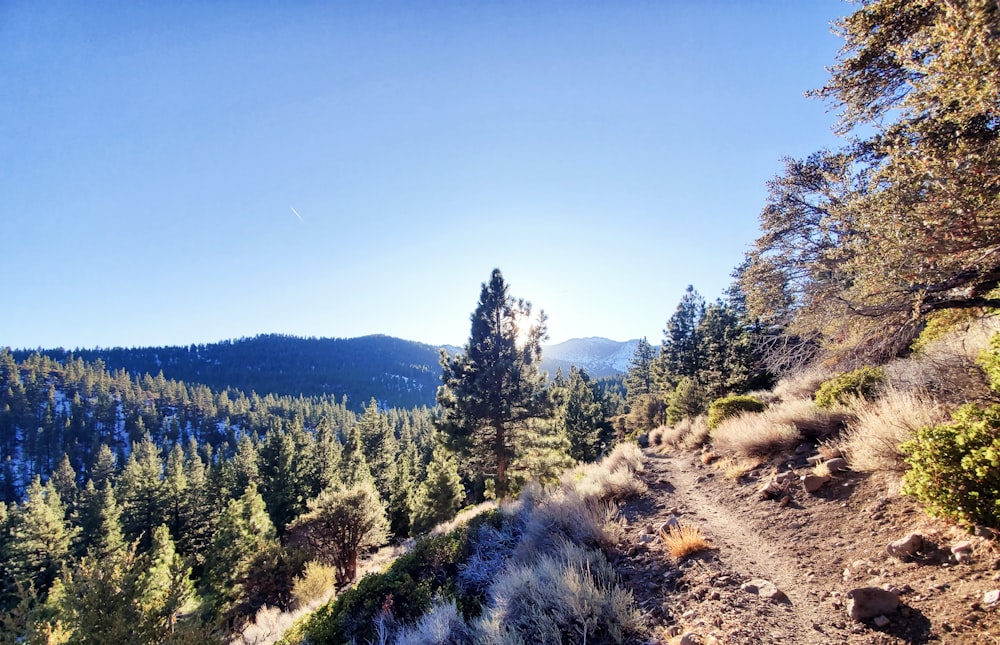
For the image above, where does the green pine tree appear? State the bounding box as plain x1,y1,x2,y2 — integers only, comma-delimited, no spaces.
437,269,553,498
410,442,465,535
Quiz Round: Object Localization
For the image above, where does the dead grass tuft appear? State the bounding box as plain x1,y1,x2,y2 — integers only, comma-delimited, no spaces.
765,397,852,440
717,456,760,480
812,461,832,478
700,450,720,465
840,390,949,473
710,401,815,459
773,366,836,402
648,426,665,446
678,415,711,450
660,523,711,559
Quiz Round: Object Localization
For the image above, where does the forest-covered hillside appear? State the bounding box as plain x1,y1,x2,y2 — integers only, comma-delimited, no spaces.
12,335,444,412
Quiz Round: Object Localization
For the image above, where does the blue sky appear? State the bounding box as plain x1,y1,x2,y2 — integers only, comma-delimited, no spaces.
2,1,848,350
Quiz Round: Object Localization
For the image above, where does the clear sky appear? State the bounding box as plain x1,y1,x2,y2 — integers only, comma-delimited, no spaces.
2,0,848,350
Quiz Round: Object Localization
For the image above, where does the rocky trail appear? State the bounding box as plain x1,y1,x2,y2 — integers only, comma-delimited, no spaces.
613,447,1000,644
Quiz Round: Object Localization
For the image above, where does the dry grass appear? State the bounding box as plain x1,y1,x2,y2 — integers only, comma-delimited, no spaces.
884,316,1000,404
839,390,950,473
765,397,852,440
716,456,760,480
812,461,832,477
648,426,665,446
563,442,647,503
773,366,836,402
678,415,711,450
710,406,804,459
660,523,711,559
700,450,720,465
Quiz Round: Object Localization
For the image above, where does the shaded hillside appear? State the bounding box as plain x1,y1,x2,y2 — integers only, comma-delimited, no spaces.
12,334,443,411
11,335,637,411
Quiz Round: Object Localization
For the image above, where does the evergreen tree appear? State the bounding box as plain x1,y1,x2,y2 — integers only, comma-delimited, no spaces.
77,479,124,560
202,482,277,613
386,446,416,538
657,286,706,389
4,477,76,593
49,454,78,521
341,423,376,488
161,443,188,540
624,338,657,405
558,367,608,462
356,399,397,499
437,269,553,498
307,416,344,497
410,442,464,535
89,444,116,492
289,480,389,585
178,438,213,563
116,436,165,551
137,524,193,636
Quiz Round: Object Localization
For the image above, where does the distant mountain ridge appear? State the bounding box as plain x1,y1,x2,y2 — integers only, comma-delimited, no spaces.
13,334,637,410
540,337,639,379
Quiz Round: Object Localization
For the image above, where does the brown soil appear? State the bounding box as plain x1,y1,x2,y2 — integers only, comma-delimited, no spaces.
614,446,1000,644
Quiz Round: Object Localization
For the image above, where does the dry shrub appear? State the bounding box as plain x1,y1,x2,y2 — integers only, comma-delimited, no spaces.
290,561,337,610
678,415,710,450
429,501,497,537
512,489,615,561
232,605,301,645
773,366,835,402
812,461,832,477
885,316,1000,404
708,398,843,458
765,397,852,440
660,523,710,559
840,390,949,473
648,426,665,446
658,422,690,448
562,442,647,503
601,442,645,477
393,599,472,645
473,541,644,645
700,450,720,465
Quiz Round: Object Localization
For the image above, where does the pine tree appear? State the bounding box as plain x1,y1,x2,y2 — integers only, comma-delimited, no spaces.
410,442,465,535
437,269,553,498
116,436,165,551
386,447,416,538
558,367,608,462
5,477,76,593
657,286,706,389
137,524,193,636
202,482,277,612
624,338,657,405
49,454,78,521
77,479,124,560
356,399,397,499
89,444,116,492
341,423,376,488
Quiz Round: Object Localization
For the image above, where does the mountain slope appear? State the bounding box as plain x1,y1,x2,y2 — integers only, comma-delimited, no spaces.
12,335,639,410
540,337,639,378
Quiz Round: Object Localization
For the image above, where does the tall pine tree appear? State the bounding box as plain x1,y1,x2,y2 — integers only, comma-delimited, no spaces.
437,269,553,498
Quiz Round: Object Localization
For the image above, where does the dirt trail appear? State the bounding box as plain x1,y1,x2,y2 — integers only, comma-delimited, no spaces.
614,447,1000,645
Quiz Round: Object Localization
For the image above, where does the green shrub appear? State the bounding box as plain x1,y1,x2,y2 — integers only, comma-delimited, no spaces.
901,404,1000,529
706,394,765,430
301,511,502,644
666,377,706,425
813,366,885,409
977,332,1000,393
